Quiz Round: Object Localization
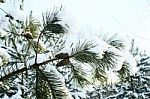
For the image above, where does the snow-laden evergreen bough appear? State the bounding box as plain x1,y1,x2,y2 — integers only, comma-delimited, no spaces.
0,5,74,98
0,1,138,99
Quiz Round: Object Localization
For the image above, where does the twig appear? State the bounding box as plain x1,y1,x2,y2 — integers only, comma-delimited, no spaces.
0,8,8,14
35,32,43,64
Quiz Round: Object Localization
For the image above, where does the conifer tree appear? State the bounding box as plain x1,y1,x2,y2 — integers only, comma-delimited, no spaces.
0,1,131,98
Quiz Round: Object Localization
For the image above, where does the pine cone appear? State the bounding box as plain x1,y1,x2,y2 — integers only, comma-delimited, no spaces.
23,32,33,39
55,53,69,59
56,59,70,67
0,0,6,3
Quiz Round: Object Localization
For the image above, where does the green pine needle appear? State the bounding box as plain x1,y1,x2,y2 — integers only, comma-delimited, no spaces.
42,8,67,34
117,61,130,81
71,64,91,88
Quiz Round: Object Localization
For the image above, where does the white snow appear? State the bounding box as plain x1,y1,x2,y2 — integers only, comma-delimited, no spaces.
0,1,145,99
0,81,3,86
27,53,50,66
62,32,84,53
2,94,9,99
32,39,47,53
62,31,109,60
10,87,22,99
71,91,86,99
0,48,10,66
106,70,120,84
0,28,7,37
0,57,2,66
124,51,138,75
90,36,109,59
108,45,125,71
58,9,81,34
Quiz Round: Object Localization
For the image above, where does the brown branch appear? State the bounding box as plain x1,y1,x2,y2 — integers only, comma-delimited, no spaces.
35,32,43,64
0,51,78,81
0,67,28,81
0,58,58,81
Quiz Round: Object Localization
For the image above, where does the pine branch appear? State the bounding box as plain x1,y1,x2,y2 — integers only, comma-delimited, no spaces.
0,66,27,81
71,41,118,67
0,58,57,81
100,51,118,69
91,68,107,84
0,44,94,81
109,40,125,50
35,32,43,64
70,42,100,66
36,75,52,99
117,61,130,81
70,63,91,87
68,41,106,84
103,33,125,50
69,40,120,83
42,8,67,35
38,68,73,99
